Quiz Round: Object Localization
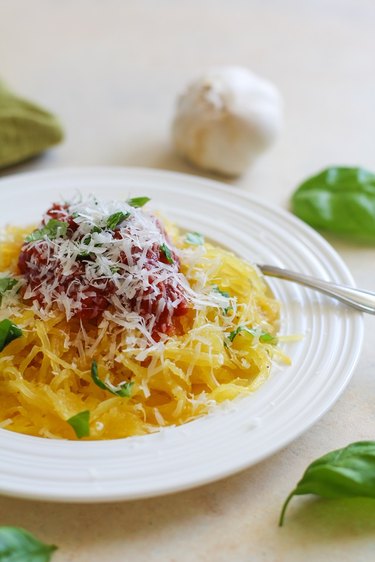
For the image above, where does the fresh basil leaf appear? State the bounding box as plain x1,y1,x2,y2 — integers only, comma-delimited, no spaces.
91,360,133,397
160,243,174,264
67,410,90,438
114,383,134,398
0,319,22,352
213,285,230,299
0,526,57,562
212,285,231,315
0,277,18,305
126,196,150,208
91,226,102,234
0,277,17,294
279,441,375,526
228,325,277,344
106,211,130,230
258,332,277,343
185,232,204,245
291,167,375,242
25,219,68,243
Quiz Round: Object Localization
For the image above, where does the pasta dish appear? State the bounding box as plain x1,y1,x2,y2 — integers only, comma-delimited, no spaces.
0,195,284,440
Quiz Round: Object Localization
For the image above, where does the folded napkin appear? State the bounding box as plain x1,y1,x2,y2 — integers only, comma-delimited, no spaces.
0,80,64,168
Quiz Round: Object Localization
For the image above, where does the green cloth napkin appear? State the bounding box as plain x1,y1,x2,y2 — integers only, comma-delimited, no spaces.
0,81,64,168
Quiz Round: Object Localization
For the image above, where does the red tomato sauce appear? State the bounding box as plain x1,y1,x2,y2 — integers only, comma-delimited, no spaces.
18,204,189,335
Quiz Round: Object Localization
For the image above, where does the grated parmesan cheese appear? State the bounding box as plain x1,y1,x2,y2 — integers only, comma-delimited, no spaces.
17,196,230,347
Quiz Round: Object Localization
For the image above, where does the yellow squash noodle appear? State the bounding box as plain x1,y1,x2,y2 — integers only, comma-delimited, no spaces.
0,224,284,440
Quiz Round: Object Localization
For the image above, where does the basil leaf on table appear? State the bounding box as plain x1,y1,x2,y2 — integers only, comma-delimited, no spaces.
291,166,375,242
279,441,375,526
67,410,90,439
0,526,57,562
0,319,22,352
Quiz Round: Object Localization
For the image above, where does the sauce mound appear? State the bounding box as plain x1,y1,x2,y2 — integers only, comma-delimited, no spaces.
18,199,189,338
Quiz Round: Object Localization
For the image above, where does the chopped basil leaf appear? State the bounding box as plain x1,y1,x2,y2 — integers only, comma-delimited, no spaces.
91,360,133,397
228,325,277,344
83,235,92,245
110,265,121,274
0,319,22,352
67,410,90,438
126,196,150,208
0,277,18,305
258,332,277,343
92,226,102,234
71,212,79,219
213,285,230,299
25,219,68,243
0,526,57,562
160,243,174,264
113,382,134,398
106,211,130,230
213,285,231,315
185,232,204,245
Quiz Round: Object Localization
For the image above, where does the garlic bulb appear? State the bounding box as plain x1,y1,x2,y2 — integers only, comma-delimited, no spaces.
172,66,282,176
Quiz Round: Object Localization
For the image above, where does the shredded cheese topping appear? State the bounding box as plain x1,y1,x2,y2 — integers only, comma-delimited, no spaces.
18,196,229,345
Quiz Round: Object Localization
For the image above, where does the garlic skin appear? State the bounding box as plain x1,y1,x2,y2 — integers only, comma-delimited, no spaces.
172,66,282,176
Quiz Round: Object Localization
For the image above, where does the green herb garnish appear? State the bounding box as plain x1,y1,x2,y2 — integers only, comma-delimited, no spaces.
160,243,173,264
67,410,90,439
213,285,231,315
291,166,375,242
228,325,277,344
213,285,230,299
0,319,22,352
91,360,133,397
279,441,375,526
25,219,68,243
92,226,102,234
0,526,57,562
0,277,18,305
106,211,130,230
126,196,150,208
185,232,205,245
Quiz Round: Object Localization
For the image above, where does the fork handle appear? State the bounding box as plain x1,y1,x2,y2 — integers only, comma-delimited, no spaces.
258,264,375,314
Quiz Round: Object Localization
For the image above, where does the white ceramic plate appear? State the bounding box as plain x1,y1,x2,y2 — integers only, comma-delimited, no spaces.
0,167,363,502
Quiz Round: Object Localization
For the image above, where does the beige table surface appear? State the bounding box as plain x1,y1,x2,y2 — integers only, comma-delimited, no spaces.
1,1,375,560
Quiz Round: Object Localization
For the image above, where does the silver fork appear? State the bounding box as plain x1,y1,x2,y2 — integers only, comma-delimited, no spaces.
258,264,375,314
